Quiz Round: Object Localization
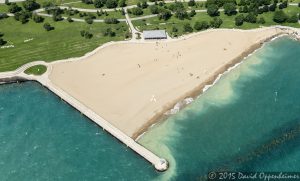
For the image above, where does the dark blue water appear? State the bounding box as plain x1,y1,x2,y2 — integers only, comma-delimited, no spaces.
1,37,300,181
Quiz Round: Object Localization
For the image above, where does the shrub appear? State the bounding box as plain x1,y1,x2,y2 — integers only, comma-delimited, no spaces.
104,18,119,24
85,17,94,24
67,16,73,22
52,14,63,21
257,17,265,24
82,0,93,4
103,28,116,37
0,38,7,46
0,13,9,19
287,14,298,23
32,14,44,23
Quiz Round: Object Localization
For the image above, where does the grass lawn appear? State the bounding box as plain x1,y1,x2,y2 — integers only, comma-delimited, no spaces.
41,9,125,19
128,7,152,18
133,6,300,37
0,17,128,72
24,64,47,75
72,10,125,19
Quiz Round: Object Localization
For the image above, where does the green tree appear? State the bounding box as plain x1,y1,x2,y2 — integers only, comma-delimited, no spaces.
140,1,148,9
22,0,40,11
183,23,193,32
273,10,287,23
8,3,22,13
188,0,195,7
194,21,209,31
158,9,172,20
94,0,104,8
235,14,244,26
189,9,196,17
257,17,265,24
118,0,126,7
149,5,159,14
244,13,257,23
43,23,54,31
210,17,223,28
32,14,44,23
106,0,118,8
207,4,219,17
269,3,277,12
5,0,10,5
175,9,188,20
223,3,236,16
131,7,143,15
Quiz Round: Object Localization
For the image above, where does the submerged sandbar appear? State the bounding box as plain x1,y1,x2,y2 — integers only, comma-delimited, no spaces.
49,28,287,138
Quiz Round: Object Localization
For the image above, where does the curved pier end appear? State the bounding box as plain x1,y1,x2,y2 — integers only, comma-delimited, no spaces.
155,158,169,171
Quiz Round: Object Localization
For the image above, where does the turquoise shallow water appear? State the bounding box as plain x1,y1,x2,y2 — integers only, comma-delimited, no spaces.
0,82,159,180
0,37,300,180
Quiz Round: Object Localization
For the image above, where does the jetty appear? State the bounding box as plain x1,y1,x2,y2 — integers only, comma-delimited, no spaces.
0,61,168,171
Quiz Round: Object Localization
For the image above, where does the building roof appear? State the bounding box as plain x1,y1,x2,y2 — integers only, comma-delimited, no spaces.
143,30,167,39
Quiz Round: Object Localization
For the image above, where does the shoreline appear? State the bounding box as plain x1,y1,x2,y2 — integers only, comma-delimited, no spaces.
0,27,299,172
132,33,292,140
49,27,299,139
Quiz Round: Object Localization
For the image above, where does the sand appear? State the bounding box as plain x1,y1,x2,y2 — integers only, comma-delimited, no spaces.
49,28,286,138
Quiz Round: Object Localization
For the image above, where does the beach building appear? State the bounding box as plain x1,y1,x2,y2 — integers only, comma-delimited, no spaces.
143,30,167,40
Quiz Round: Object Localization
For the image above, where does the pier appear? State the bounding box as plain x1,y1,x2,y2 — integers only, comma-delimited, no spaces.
0,61,168,171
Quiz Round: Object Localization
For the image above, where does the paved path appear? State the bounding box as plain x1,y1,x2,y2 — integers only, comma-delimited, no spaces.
0,61,169,171
124,7,140,39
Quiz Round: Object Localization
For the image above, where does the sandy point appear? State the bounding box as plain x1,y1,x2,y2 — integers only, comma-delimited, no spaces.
48,28,288,138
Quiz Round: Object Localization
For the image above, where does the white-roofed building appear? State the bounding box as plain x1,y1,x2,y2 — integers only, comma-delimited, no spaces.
143,30,167,40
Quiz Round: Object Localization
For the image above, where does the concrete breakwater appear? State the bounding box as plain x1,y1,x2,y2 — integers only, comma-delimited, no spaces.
0,62,169,172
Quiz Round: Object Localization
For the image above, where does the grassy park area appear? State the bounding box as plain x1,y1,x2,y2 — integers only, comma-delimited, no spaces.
0,0,299,72
0,17,129,71
133,4,300,37
24,64,47,75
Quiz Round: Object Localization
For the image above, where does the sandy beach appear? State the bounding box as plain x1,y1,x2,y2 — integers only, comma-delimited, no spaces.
49,28,286,138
